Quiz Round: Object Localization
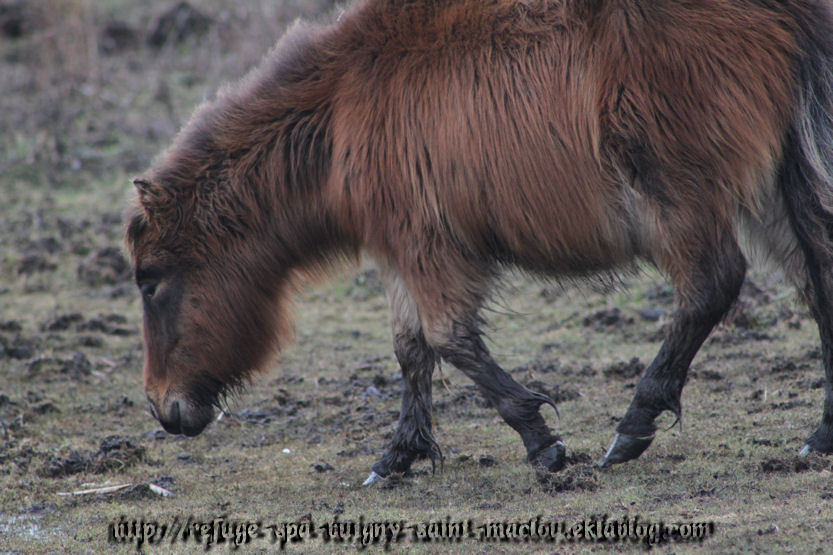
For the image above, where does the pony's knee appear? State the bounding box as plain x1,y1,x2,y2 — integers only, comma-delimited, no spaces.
393,330,436,374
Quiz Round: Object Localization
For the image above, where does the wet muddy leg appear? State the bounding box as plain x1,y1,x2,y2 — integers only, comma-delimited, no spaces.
364,271,442,485
436,320,565,473
782,183,833,455
366,329,442,483
602,232,746,466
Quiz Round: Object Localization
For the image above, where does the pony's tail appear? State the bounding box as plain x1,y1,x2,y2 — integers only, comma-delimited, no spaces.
782,1,833,215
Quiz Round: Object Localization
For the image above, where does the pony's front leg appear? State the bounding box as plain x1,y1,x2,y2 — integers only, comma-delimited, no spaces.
364,270,442,485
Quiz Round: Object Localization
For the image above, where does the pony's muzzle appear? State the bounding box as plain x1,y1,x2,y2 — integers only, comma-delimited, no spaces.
147,393,214,437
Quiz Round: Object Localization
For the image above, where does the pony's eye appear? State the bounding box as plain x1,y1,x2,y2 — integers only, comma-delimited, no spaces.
140,282,158,300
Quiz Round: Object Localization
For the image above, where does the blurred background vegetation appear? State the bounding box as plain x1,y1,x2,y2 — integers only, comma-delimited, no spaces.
0,0,336,191
0,0,337,294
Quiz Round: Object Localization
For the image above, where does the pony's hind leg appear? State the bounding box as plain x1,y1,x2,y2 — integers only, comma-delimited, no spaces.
602,220,747,466
435,318,566,473
780,155,833,455
364,269,442,485
739,177,833,455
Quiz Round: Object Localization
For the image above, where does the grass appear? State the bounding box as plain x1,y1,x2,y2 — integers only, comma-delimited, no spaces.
1,1,833,553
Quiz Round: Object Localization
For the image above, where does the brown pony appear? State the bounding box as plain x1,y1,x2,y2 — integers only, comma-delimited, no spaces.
126,0,833,483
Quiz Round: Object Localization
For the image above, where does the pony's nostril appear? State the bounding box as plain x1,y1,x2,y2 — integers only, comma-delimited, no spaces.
170,399,182,430
154,398,185,435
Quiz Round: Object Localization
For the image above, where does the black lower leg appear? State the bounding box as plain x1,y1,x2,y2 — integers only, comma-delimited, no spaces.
438,322,565,472
805,340,833,454
601,312,723,465
799,278,833,454
781,177,833,454
371,330,442,477
604,238,746,466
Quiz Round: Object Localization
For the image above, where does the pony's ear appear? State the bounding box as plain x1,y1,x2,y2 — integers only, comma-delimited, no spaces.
133,177,155,204
133,177,172,210
133,177,152,196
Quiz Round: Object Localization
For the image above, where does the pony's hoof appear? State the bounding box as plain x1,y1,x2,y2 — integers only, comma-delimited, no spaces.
600,433,654,467
362,471,383,486
531,440,567,473
800,437,833,456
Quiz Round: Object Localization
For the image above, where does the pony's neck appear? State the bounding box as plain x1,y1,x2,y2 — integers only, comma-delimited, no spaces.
200,21,356,272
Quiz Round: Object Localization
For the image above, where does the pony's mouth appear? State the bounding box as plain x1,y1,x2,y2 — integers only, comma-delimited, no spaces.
148,394,215,436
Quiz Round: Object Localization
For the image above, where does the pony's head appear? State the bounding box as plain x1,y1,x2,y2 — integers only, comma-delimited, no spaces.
125,166,292,436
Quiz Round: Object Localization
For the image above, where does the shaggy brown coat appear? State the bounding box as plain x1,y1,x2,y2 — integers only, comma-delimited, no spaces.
127,0,833,475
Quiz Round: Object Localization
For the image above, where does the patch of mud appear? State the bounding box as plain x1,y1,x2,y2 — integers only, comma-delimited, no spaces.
434,384,492,412
0,0,43,40
25,352,91,381
0,333,36,360
146,2,213,48
40,313,133,337
99,21,139,55
38,436,145,478
564,451,593,465
16,253,57,275
76,247,130,287
312,462,335,473
511,359,568,375
40,313,83,332
478,454,499,467
237,407,283,425
643,284,674,305
602,358,645,380
0,320,22,332
118,484,155,501
760,454,831,474
583,308,634,332
770,400,812,411
638,307,666,322
235,389,314,424
378,472,412,490
708,328,775,345
344,371,399,402
692,369,725,381
539,462,598,493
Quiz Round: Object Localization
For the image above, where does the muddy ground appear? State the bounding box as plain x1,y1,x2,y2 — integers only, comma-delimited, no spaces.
1,1,832,553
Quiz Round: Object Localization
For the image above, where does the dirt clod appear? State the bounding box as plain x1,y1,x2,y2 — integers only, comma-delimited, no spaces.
122,484,156,500
478,454,498,467
539,463,598,492
312,462,335,473
583,308,634,331
37,436,145,478
697,369,725,381
0,321,22,332
41,313,84,332
17,253,57,275
524,379,580,403
76,247,130,287
760,454,830,474
99,21,139,55
146,2,212,47
602,357,645,379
